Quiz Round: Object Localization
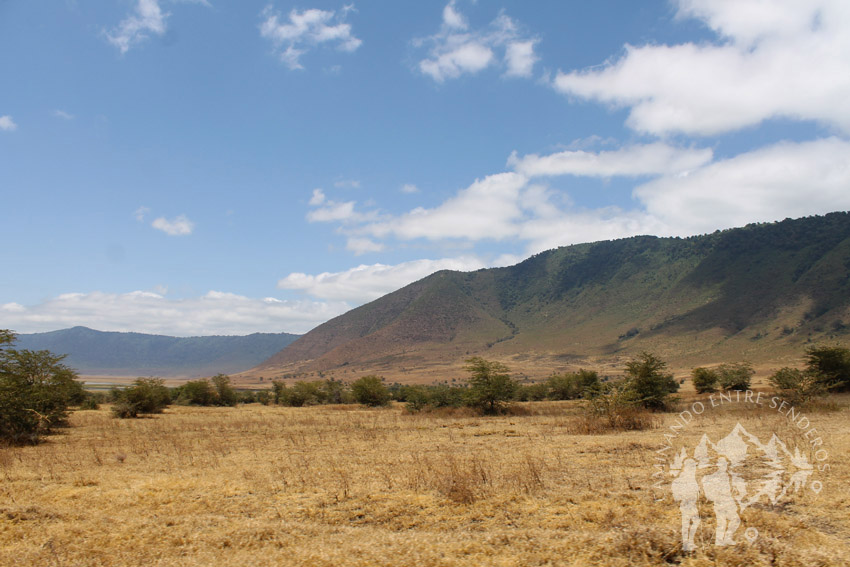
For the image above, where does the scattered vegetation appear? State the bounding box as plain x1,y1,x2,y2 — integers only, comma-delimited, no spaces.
111,378,171,418
691,366,719,393
716,362,755,391
351,375,392,407
0,330,85,444
463,357,519,414
623,351,679,410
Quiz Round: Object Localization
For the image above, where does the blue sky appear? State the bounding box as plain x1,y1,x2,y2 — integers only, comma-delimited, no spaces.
2,0,849,336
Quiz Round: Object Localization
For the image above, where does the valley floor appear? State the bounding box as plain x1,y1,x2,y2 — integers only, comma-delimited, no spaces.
1,398,848,566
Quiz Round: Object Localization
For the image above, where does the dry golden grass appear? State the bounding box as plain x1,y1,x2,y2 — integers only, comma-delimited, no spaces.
1,396,848,566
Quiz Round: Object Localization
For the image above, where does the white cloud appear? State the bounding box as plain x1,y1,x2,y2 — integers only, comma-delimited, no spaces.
334,179,360,189
400,183,420,194
307,200,358,223
509,143,713,178
152,214,195,236
504,40,538,78
442,1,467,30
278,256,487,303
309,188,326,206
553,0,850,135
1,290,347,336
134,206,151,222
53,110,75,120
417,4,539,82
346,237,384,255
362,172,527,241
0,115,17,131
634,137,850,234
306,189,378,224
259,4,362,70
105,0,168,54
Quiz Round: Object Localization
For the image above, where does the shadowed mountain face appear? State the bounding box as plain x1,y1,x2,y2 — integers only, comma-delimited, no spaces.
261,213,850,377
15,327,300,377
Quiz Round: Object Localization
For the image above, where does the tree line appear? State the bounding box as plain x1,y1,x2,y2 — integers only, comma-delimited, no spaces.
2,326,849,444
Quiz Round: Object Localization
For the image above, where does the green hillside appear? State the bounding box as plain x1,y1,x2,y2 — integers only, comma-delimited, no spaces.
261,212,850,377
16,327,300,377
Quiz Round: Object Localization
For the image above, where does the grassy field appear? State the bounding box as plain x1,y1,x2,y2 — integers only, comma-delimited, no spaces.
1,395,848,566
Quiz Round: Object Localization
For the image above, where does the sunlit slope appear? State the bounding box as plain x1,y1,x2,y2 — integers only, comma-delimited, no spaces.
260,212,850,376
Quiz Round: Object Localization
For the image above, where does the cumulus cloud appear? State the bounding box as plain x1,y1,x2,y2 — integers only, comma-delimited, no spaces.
278,256,487,303
306,189,379,224
416,3,539,82
152,214,195,236
504,40,538,78
400,183,420,194
553,0,850,135
105,0,168,54
509,143,713,178
362,172,527,241
634,137,850,234
52,110,75,120
1,291,348,336
0,115,17,131
259,4,362,70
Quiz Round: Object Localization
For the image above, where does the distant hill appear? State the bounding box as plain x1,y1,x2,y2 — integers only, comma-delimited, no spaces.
16,327,300,377
258,212,850,381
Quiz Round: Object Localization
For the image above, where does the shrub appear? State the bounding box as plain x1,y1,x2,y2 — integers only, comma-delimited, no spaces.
256,391,271,405
805,345,850,392
288,381,323,406
176,379,217,406
717,362,754,391
80,396,100,410
573,382,658,433
0,331,85,444
112,378,171,418
769,367,827,405
403,386,431,412
547,369,601,400
691,367,719,393
428,384,466,408
351,375,391,407
211,373,238,407
624,352,678,410
514,382,550,402
464,357,518,414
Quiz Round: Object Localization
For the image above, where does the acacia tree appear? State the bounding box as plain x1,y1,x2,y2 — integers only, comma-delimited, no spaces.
464,357,518,414
0,330,84,444
624,352,679,410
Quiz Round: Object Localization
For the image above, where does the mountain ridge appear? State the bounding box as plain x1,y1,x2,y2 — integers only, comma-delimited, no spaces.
15,326,300,377
257,212,850,382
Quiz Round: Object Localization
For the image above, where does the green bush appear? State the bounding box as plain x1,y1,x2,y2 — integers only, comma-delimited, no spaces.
112,378,171,418
547,369,601,400
427,384,466,408
514,382,550,402
769,367,827,405
623,352,678,410
691,367,719,393
351,375,391,407
211,373,238,407
805,345,850,392
717,362,754,391
463,357,518,414
176,379,218,406
0,330,85,444
402,386,431,412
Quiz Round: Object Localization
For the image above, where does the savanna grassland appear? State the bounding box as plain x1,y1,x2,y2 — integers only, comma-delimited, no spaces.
1,395,849,566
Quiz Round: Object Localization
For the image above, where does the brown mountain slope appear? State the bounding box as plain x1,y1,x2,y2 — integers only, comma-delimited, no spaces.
255,213,850,383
